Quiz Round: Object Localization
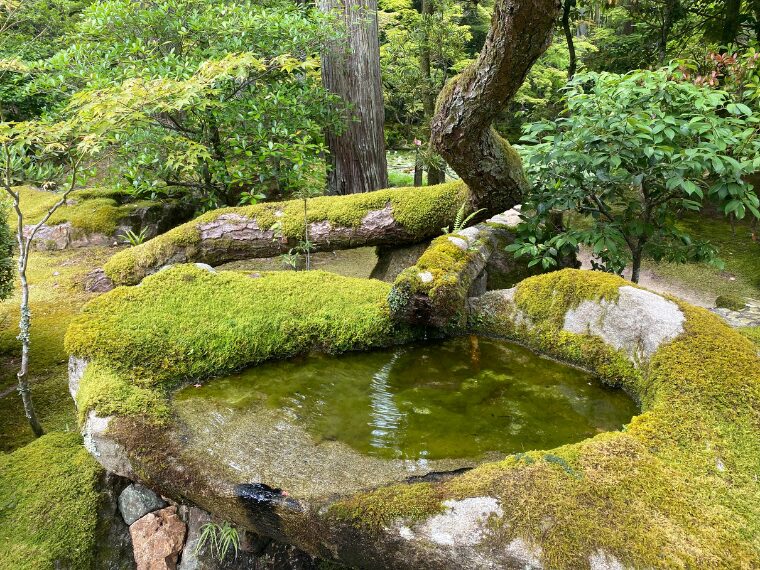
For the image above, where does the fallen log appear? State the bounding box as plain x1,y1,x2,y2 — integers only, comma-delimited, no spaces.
103,182,468,286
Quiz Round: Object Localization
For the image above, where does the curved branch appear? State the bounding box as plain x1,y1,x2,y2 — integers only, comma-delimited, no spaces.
431,0,560,213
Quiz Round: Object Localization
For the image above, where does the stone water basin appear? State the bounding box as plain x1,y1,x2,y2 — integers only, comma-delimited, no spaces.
171,335,637,501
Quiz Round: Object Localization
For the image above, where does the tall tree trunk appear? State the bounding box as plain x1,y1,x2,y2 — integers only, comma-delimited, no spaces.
657,0,678,64
320,0,388,194
431,0,560,214
562,0,577,79
753,0,760,43
420,0,446,185
722,0,742,47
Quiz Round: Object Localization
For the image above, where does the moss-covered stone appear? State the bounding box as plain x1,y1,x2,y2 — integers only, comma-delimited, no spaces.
67,265,416,421
0,432,103,569
103,182,469,286
10,186,163,236
330,270,760,568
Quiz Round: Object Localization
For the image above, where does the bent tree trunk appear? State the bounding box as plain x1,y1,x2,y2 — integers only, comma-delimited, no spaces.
320,0,388,194
431,0,560,213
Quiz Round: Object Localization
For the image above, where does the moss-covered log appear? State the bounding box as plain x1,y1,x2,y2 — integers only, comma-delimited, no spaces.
430,0,560,212
389,222,509,328
104,181,467,285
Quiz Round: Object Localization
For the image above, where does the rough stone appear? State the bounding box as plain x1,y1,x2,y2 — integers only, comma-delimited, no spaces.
369,242,429,283
589,549,627,570
486,205,522,228
68,356,88,400
94,472,136,570
130,505,187,570
119,483,168,526
563,285,685,362
84,268,116,293
417,497,503,546
82,411,135,479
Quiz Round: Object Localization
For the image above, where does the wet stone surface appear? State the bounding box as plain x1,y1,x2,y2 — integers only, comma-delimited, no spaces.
171,336,637,501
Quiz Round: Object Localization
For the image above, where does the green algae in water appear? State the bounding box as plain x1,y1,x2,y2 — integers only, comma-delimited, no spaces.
174,336,638,461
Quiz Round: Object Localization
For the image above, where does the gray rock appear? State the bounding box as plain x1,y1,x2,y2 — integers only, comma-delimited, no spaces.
84,268,115,293
563,285,685,363
369,242,429,283
68,356,88,400
119,483,168,526
82,411,135,479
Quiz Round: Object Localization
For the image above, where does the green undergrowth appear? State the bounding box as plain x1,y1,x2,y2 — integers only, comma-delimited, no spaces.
0,246,116,451
331,269,760,567
67,265,414,421
103,181,468,285
9,185,159,236
645,213,760,303
0,432,102,569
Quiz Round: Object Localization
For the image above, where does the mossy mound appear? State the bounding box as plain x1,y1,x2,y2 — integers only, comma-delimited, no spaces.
331,269,760,567
715,293,747,311
0,432,103,569
66,265,414,421
103,181,468,286
10,186,161,236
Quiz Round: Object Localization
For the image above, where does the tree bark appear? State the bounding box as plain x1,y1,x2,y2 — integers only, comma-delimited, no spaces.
562,0,577,79
722,0,741,47
320,0,388,194
431,0,561,214
104,182,470,285
420,0,446,185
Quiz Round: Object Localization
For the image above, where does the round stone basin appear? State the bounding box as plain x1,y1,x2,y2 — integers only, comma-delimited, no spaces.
171,336,637,499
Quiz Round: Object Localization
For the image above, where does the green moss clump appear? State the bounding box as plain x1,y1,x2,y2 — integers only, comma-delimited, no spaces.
390,234,476,327
513,268,624,327
104,182,469,285
330,482,446,529
0,433,102,569
10,186,160,236
67,265,414,421
714,294,747,311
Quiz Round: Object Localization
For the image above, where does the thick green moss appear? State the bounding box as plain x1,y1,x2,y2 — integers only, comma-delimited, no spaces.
0,432,102,569
390,234,475,327
10,186,158,236
331,270,760,568
67,265,414,421
0,246,116,451
739,326,760,347
715,294,747,311
104,182,469,285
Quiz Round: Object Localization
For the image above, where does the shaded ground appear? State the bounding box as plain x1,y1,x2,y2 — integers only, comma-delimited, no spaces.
0,246,119,451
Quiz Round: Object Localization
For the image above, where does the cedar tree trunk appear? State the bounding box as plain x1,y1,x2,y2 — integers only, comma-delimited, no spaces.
320,0,388,194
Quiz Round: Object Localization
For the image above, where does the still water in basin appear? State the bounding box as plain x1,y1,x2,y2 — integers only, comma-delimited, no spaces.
174,336,637,461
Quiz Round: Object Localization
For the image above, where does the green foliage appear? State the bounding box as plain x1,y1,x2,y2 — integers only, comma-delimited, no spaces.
0,0,92,120
441,201,484,234
0,432,102,569
513,68,760,280
119,227,149,247
194,522,240,563
31,0,342,208
379,0,471,148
